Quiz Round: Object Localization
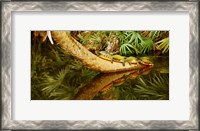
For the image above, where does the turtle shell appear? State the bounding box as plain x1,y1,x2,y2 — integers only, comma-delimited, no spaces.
112,55,124,60
126,57,138,64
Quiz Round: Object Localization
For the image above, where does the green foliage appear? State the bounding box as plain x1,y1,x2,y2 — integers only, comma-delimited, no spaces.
77,33,90,44
31,37,99,100
77,31,103,45
118,31,141,55
41,67,69,95
140,37,154,54
148,31,161,40
155,37,169,54
90,32,102,43
117,31,166,56
75,31,169,56
103,71,169,100
134,73,169,100
119,43,138,55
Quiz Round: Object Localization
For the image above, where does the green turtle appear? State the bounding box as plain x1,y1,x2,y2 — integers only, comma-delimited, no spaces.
125,56,139,65
139,57,153,66
112,55,125,66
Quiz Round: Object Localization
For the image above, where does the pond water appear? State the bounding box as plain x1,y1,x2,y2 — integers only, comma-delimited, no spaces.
32,54,169,100
73,56,169,100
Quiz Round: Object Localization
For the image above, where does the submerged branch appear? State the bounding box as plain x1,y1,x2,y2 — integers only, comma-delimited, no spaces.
51,31,148,73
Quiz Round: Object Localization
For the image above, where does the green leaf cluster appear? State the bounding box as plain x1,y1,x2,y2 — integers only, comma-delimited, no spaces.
105,72,169,100
75,31,169,56
155,37,169,54
134,73,169,100
117,31,168,56
31,36,99,100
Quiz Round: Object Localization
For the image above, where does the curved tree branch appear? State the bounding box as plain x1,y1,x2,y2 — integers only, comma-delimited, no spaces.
51,31,149,73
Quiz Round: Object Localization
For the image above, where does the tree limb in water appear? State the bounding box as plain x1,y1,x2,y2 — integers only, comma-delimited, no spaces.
51,31,147,73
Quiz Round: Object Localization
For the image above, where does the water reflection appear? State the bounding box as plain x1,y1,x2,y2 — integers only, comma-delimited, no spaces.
73,56,169,100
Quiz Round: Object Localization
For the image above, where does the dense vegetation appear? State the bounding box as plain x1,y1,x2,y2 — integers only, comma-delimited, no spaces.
71,31,169,56
31,31,169,100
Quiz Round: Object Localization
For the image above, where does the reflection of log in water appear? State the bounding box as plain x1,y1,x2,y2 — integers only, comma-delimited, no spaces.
74,67,152,100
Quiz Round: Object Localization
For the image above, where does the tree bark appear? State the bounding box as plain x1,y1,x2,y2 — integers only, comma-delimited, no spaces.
51,31,146,73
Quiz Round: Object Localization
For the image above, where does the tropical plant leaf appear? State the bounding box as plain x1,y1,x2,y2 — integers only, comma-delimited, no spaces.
155,37,169,54
134,73,169,100
77,33,90,44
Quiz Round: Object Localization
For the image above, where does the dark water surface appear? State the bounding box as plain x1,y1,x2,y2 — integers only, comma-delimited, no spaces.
32,55,169,100
73,56,169,100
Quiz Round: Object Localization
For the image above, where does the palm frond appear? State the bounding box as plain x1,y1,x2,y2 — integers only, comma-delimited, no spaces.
90,32,102,43
119,43,139,55
140,37,154,54
77,33,90,44
149,31,161,40
155,37,169,54
134,73,169,100
41,67,69,95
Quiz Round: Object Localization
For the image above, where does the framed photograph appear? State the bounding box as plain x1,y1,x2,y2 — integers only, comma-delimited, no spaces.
1,1,199,130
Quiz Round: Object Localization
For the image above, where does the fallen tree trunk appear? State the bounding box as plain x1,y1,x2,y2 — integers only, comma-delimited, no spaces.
51,31,146,73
